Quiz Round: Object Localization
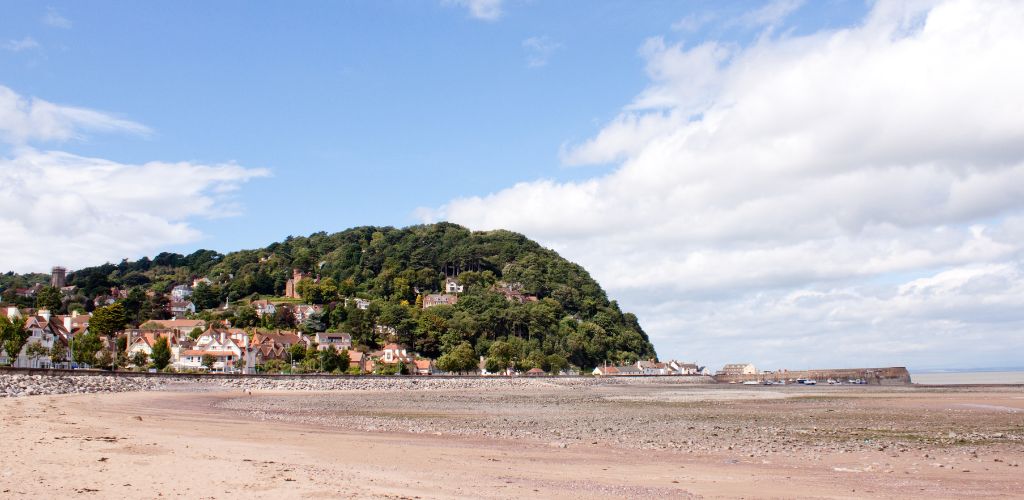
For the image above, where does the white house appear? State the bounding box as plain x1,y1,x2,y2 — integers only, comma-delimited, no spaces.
169,301,196,318
252,300,276,317
293,304,323,323
176,328,248,372
314,332,352,352
0,309,69,368
171,284,193,301
445,278,464,294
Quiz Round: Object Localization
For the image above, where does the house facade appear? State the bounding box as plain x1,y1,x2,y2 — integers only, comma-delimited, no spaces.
314,331,352,352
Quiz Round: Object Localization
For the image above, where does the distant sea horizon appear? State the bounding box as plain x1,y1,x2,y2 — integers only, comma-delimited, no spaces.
910,367,1024,385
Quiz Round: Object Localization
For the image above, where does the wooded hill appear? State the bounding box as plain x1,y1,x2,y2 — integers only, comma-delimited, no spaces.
0,223,657,369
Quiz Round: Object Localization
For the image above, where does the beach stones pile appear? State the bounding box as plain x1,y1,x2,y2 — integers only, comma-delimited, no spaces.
0,373,163,398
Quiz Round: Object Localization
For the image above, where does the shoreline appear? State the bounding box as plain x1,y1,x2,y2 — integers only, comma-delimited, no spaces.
3,381,1023,498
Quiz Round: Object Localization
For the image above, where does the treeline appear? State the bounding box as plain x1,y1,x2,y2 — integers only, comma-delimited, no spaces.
0,223,657,368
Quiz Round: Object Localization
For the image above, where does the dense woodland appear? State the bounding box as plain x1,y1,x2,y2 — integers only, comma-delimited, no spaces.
0,223,657,370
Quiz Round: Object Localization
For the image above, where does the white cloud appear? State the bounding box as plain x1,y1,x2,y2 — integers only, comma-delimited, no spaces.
522,36,562,68
2,37,41,52
0,85,151,145
442,0,503,21
421,0,1024,370
736,0,806,28
0,86,268,273
42,7,72,29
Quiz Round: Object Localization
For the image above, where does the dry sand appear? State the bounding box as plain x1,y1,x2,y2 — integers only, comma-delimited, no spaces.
2,381,1023,498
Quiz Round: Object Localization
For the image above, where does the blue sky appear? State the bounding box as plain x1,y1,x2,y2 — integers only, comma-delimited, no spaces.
4,0,1024,371
0,0,865,250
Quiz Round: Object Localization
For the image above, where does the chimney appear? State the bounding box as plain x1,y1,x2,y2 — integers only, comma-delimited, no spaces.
39,309,51,321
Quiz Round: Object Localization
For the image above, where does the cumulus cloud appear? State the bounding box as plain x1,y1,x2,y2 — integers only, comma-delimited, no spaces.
0,85,268,273
442,0,503,21
421,0,1024,369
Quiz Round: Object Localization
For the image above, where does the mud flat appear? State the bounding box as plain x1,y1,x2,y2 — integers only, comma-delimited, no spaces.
2,381,1022,498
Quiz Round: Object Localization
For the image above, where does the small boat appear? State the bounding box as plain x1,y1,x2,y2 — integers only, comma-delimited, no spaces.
803,379,817,385
742,380,760,385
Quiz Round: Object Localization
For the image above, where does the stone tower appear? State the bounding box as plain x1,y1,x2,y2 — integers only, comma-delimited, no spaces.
51,266,67,288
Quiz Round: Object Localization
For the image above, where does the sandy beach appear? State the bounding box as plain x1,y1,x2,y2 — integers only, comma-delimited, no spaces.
2,380,1023,498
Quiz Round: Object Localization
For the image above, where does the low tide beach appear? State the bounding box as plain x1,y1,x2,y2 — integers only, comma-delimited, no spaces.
2,376,1023,498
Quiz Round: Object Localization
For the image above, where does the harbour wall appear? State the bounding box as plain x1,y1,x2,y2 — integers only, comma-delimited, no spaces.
713,367,912,385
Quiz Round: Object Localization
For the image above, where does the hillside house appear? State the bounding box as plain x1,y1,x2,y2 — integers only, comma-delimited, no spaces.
422,294,458,308
314,331,352,352
170,285,193,301
143,319,206,336
169,300,196,318
445,278,464,294
292,304,322,323
251,300,276,317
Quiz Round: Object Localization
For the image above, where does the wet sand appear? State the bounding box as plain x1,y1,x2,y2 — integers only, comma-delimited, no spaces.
2,382,1023,498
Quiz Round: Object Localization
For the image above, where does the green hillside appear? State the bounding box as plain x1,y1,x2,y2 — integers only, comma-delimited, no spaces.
1,223,657,369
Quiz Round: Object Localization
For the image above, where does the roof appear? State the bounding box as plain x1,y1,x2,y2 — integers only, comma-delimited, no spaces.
182,350,235,357
414,359,432,370
145,319,206,330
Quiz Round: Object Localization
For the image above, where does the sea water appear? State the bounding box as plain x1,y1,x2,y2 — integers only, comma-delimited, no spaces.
912,370,1024,384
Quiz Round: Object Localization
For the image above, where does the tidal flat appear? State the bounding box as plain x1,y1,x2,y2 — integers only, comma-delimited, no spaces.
2,378,1022,498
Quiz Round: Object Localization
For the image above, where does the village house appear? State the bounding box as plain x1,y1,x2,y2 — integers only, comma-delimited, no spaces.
247,331,308,368
192,277,212,288
413,358,436,375
177,328,249,372
170,284,193,301
422,293,458,308
124,329,179,365
0,308,71,368
314,331,352,352
348,350,369,373
169,300,196,318
669,360,702,375
55,311,91,336
444,278,464,294
142,319,207,336
526,367,546,377
720,363,757,375
251,300,276,317
493,282,538,304
292,304,322,323
637,360,670,375
592,365,619,376
14,284,43,298
375,343,414,365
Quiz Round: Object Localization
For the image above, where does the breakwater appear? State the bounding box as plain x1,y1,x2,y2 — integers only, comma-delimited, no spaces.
713,367,911,385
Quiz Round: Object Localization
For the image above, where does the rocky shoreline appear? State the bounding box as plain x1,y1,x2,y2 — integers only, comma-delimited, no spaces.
0,371,714,397
0,373,167,397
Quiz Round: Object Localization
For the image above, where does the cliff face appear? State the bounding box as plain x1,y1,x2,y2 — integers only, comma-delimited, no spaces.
713,367,912,385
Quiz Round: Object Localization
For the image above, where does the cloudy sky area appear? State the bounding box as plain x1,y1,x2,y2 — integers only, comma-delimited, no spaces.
2,0,1022,370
